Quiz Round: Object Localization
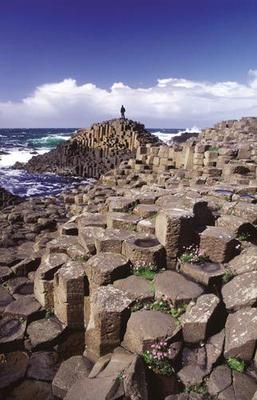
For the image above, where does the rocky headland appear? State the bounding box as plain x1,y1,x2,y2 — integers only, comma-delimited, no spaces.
1,116,257,400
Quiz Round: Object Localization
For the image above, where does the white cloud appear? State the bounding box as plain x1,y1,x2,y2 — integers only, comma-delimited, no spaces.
1,70,257,128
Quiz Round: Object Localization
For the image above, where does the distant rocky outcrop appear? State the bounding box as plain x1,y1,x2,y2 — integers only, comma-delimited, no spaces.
18,119,161,178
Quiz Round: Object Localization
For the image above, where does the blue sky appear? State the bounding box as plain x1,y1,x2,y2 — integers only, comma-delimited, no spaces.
0,0,257,127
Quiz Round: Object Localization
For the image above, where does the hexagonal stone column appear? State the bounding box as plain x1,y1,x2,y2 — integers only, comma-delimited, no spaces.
155,209,196,268
224,307,257,361
180,294,220,343
200,226,239,263
122,234,165,269
53,261,85,328
122,309,179,353
85,285,132,362
154,271,204,306
85,253,130,291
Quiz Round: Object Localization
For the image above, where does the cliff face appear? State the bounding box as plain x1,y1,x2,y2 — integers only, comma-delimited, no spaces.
22,119,161,178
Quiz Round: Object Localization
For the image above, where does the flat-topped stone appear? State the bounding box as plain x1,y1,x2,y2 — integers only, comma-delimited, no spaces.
0,286,14,313
222,271,257,311
154,270,204,305
200,226,238,263
46,236,78,254
155,208,195,267
85,285,132,361
113,275,154,302
77,212,107,229
4,295,41,319
180,294,220,343
38,253,69,280
229,246,257,275
27,316,65,349
85,252,130,289
95,228,134,254
122,309,179,353
107,211,141,230
0,315,26,348
52,356,92,399
133,203,159,218
224,307,257,361
180,262,225,286
122,234,165,269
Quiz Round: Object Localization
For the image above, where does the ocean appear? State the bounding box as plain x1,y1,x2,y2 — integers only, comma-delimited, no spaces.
0,127,200,197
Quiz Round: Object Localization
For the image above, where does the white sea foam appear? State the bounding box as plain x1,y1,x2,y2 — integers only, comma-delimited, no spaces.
152,126,201,144
0,148,48,167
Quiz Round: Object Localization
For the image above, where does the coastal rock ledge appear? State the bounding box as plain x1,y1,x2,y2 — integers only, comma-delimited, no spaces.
1,116,257,400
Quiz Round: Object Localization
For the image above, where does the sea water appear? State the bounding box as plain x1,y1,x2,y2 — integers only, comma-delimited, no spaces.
0,127,200,197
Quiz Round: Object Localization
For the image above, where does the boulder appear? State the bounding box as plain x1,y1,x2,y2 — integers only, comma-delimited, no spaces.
224,307,257,361
155,209,196,268
0,315,26,350
52,356,92,399
229,246,257,275
107,212,140,230
4,295,41,320
154,271,204,305
85,253,130,290
95,228,134,254
181,294,220,343
54,261,85,328
27,316,65,349
200,226,239,263
85,285,132,362
122,309,179,353
180,261,225,287
222,271,257,311
113,275,154,302
27,351,59,381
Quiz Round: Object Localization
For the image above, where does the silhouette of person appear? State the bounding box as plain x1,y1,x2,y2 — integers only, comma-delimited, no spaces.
120,105,126,119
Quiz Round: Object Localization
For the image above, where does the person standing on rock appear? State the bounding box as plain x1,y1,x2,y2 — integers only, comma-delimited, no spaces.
120,105,126,119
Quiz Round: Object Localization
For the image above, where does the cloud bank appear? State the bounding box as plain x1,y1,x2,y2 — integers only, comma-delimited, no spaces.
1,70,257,128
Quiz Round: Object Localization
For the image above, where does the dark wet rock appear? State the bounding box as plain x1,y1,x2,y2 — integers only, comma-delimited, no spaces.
0,351,29,389
4,295,41,320
5,379,54,400
0,286,14,313
0,315,26,350
27,316,65,349
52,356,92,398
27,351,59,381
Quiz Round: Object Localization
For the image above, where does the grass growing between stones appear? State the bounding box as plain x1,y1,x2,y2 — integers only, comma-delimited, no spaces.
133,263,157,281
222,268,234,284
237,232,251,242
227,357,245,372
179,245,209,264
184,383,209,395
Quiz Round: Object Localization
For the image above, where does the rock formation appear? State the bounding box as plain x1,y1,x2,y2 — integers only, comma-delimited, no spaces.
1,116,257,399
20,119,161,178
